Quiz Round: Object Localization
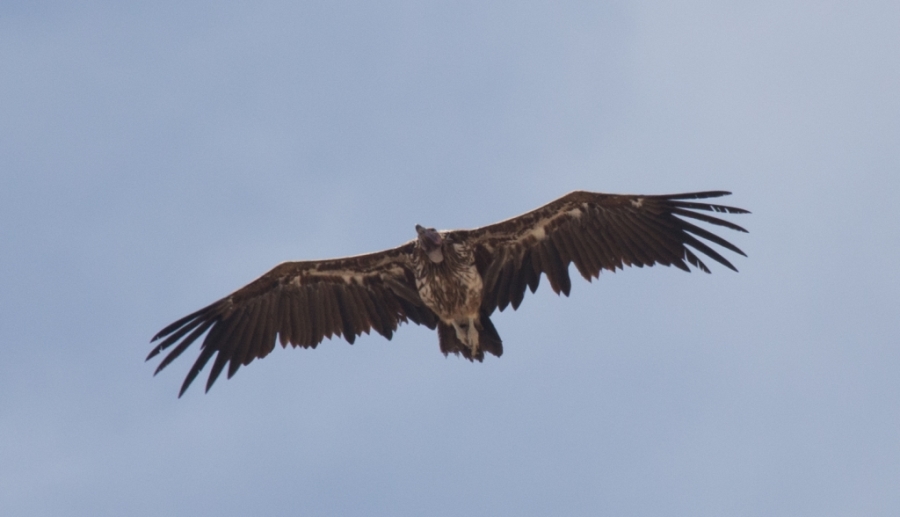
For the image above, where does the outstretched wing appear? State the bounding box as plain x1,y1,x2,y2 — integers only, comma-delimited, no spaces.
453,190,749,315
147,242,437,396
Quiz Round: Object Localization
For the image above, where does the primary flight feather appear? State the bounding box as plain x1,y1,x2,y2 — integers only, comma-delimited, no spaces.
148,190,749,396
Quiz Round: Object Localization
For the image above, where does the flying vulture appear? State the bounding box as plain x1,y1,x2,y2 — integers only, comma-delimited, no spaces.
148,190,748,396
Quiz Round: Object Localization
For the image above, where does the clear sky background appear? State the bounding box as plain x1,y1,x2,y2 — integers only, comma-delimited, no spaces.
2,2,898,516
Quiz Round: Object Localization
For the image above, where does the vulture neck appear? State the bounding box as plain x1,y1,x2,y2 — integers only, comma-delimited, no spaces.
426,248,444,263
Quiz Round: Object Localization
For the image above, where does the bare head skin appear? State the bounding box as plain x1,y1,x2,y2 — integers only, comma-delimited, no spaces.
416,224,444,263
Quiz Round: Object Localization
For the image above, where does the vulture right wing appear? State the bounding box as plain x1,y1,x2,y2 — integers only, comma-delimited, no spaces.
147,242,437,396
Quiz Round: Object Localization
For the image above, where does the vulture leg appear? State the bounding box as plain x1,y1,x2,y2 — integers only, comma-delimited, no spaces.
451,318,480,357
438,322,469,359
437,313,503,362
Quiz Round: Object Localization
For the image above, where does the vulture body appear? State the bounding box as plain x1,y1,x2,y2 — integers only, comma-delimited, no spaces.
148,190,748,396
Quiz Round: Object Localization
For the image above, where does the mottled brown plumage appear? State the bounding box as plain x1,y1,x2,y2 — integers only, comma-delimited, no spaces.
148,190,748,396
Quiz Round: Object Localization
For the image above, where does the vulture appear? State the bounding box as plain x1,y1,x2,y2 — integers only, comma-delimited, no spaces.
148,190,748,396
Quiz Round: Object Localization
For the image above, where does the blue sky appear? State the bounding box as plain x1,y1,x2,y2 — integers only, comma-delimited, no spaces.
2,2,899,516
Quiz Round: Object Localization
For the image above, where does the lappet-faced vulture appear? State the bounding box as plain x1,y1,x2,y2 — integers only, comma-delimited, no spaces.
148,190,748,396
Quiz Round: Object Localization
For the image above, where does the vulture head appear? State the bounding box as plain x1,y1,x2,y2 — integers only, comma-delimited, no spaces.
415,224,444,263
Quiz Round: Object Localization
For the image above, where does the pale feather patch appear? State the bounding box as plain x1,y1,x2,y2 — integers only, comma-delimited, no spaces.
526,225,546,240
515,206,581,244
288,268,369,286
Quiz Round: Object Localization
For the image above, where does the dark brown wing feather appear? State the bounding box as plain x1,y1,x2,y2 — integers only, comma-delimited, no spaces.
147,242,438,396
453,190,748,315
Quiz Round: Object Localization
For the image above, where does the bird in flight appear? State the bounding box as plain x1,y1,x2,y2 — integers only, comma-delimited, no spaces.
148,190,748,396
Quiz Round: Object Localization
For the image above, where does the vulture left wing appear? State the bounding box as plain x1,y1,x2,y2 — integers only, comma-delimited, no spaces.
147,242,437,396
453,190,749,315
